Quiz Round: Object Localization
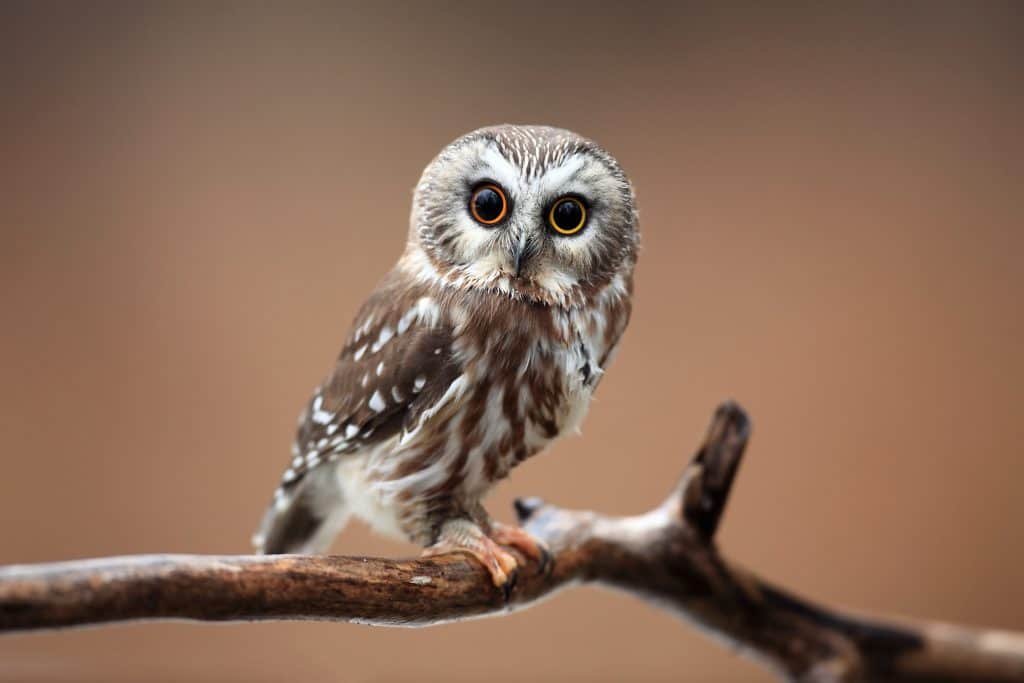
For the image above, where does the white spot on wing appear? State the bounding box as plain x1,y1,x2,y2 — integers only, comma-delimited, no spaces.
413,297,440,327
399,374,468,445
311,409,334,425
368,390,386,413
371,326,393,353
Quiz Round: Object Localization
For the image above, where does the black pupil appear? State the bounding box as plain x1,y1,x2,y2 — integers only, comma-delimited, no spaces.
554,199,583,231
473,188,503,222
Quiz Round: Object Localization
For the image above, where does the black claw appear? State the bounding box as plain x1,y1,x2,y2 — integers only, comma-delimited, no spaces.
537,545,553,576
502,569,519,602
514,496,544,523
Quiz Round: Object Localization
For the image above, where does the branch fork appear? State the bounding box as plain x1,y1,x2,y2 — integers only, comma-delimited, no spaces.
2,402,1022,682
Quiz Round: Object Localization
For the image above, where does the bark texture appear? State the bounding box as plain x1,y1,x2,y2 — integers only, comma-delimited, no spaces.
1,403,1022,682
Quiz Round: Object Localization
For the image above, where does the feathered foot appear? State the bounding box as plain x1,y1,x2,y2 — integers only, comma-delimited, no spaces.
424,519,520,595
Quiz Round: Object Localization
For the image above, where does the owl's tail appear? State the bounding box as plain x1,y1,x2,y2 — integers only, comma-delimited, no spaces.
252,465,350,555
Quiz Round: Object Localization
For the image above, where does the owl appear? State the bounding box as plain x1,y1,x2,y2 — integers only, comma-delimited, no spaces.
254,125,638,587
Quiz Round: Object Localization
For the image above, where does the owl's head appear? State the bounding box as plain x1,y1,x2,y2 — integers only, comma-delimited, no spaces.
406,125,638,307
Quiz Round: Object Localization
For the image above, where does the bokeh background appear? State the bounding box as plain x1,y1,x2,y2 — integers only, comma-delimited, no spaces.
1,2,1022,681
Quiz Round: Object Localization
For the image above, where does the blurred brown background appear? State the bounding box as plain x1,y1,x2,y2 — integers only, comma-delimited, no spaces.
1,2,1022,681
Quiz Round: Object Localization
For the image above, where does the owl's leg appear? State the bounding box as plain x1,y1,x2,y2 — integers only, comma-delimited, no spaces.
422,518,520,590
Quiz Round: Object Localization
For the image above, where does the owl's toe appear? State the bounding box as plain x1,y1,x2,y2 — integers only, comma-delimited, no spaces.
423,520,521,596
490,523,553,576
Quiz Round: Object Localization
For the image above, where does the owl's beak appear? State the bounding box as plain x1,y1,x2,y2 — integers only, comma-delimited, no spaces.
512,235,539,278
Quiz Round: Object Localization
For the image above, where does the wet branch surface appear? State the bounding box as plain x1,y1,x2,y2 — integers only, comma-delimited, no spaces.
2,403,1022,682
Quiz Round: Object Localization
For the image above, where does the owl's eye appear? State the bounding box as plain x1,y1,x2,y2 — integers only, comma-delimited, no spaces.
469,183,508,226
548,196,587,235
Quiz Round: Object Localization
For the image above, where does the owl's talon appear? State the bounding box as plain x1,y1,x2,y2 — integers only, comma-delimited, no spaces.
537,544,553,575
424,522,520,594
490,523,552,575
502,567,518,602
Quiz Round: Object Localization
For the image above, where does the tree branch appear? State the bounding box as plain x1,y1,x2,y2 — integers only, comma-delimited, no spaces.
1,402,1021,682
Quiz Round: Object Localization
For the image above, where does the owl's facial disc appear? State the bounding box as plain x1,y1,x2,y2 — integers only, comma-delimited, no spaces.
410,126,638,306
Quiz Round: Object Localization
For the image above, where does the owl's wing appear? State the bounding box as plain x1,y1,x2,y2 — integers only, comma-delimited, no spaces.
254,273,461,552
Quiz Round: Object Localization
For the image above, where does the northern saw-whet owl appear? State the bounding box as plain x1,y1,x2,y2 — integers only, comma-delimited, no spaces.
254,125,638,587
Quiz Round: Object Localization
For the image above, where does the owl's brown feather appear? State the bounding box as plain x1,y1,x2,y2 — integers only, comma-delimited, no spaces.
297,272,463,469
254,270,464,552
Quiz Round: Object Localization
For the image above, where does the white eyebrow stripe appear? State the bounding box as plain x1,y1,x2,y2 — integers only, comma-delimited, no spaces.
479,144,521,192
536,154,586,196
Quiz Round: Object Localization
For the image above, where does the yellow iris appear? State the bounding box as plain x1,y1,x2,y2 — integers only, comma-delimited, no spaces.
548,197,586,235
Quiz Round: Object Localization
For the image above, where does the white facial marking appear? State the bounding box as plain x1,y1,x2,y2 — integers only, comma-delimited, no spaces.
480,144,522,191
537,154,585,196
